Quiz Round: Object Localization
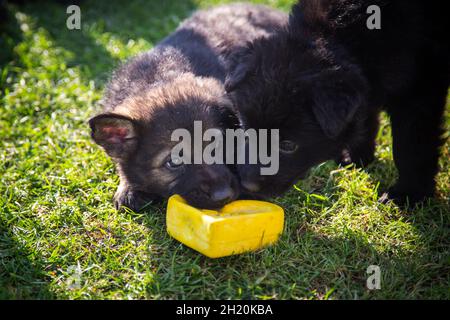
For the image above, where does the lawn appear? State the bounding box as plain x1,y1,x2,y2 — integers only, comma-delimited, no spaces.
0,0,449,300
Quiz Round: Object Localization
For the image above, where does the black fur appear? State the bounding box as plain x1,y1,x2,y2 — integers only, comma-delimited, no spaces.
89,4,287,210
226,0,449,205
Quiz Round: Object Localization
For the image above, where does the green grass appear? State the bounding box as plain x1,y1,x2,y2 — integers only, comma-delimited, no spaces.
0,0,449,300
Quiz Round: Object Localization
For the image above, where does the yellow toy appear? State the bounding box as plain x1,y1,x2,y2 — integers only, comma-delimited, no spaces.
166,195,284,258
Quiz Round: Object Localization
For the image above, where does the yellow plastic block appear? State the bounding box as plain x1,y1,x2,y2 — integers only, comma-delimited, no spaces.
166,195,284,258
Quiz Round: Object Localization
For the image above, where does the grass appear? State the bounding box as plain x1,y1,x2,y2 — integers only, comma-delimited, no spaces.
0,0,449,300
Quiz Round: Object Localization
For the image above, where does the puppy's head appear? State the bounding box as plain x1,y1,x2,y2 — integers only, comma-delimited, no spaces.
90,75,241,209
225,34,368,199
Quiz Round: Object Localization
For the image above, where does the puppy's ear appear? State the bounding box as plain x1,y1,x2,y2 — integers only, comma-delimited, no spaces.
225,46,255,93
309,68,367,138
89,114,139,158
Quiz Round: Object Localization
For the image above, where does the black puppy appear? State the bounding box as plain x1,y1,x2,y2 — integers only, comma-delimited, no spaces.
226,0,449,205
89,4,287,210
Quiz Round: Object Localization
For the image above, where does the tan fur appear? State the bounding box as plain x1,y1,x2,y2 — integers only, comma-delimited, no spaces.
112,73,228,121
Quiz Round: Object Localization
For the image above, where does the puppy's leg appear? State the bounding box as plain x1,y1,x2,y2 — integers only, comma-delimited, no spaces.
337,111,379,168
113,180,161,211
384,87,447,206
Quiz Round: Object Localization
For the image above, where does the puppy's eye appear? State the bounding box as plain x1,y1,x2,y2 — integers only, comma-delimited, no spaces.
165,156,184,169
279,140,298,154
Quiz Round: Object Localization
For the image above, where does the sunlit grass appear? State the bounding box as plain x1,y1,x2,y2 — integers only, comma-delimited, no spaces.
0,0,448,299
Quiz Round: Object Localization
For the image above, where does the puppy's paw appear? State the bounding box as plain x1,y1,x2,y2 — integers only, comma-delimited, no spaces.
379,185,432,207
113,186,159,211
335,149,353,167
336,148,375,168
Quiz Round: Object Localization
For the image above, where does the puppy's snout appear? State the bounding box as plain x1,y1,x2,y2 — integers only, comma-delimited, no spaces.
210,186,234,203
238,164,264,193
241,180,261,193
197,165,238,206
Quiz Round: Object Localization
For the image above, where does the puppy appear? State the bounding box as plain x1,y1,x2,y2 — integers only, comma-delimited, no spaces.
89,4,287,210
226,0,449,204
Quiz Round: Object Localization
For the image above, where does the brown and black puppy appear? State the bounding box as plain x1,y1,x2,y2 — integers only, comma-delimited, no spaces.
226,0,448,205
89,4,287,210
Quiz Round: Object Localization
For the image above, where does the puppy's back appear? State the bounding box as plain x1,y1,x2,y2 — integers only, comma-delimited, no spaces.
101,4,288,112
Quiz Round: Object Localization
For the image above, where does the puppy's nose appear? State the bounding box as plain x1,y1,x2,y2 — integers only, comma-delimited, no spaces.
211,187,234,203
241,180,261,193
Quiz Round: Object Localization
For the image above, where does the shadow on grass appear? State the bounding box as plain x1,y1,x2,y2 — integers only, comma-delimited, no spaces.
14,0,197,83
0,1,23,92
0,3,53,300
0,219,53,299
